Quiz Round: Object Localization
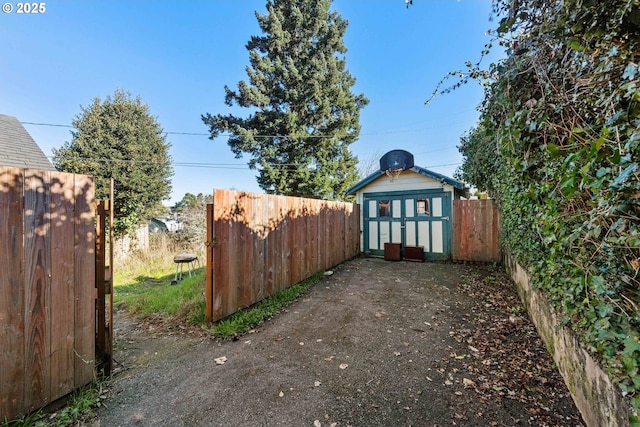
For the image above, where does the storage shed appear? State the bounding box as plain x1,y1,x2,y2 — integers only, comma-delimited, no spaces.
346,150,466,261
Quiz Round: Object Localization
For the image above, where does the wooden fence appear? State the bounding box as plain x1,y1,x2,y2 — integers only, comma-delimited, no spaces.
452,199,502,263
206,190,360,322
0,167,98,420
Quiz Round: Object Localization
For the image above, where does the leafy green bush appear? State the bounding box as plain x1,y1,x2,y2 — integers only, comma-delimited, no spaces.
455,0,640,415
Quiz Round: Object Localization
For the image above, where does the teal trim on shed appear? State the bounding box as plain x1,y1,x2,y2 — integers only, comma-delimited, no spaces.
346,166,465,196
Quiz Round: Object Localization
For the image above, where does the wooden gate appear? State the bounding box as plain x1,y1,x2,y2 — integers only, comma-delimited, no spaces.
0,167,112,421
452,199,502,263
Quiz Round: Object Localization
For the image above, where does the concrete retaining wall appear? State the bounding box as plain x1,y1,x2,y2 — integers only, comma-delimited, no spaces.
506,253,631,427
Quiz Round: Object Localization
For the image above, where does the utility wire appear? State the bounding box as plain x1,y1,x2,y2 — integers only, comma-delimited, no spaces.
23,120,462,156
22,121,339,138
21,118,474,139
49,155,460,170
24,121,462,169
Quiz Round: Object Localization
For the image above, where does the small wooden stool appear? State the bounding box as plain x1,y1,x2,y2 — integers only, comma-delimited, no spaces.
172,254,200,284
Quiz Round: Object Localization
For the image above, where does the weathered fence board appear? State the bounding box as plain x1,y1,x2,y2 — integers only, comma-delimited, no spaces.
206,190,360,322
452,199,502,263
23,169,51,411
50,173,76,399
73,174,95,387
0,167,25,419
0,167,96,420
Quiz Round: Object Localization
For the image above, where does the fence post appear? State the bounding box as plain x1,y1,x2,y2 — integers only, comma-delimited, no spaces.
205,203,214,323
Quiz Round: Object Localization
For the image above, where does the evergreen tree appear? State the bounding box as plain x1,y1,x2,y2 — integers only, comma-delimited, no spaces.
53,89,173,236
202,0,368,200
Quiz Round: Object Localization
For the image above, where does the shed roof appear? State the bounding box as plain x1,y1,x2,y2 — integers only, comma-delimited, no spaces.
0,113,56,170
346,165,466,195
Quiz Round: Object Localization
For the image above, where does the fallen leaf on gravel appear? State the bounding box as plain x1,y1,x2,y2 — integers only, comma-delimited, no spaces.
394,351,401,356
314,420,321,427
131,413,145,422
445,380,453,386
339,363,348,369
469,345,479,352
273,336,285,341
214,356,227,365
314,381,321,387
279,391,284,397
325,355,334,361
463,378,476,388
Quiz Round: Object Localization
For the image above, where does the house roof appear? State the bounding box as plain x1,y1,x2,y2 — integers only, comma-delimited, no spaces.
0,114,56,170
346,165,466,195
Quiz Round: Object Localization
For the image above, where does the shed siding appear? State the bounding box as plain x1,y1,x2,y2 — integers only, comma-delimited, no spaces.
357,170,450,196
354,170,454,252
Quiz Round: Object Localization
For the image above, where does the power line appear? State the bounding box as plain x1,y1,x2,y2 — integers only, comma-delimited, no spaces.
21,119,474,139
21,121,74,128
21,121,340,139
48,155,460,171
24,120,463,169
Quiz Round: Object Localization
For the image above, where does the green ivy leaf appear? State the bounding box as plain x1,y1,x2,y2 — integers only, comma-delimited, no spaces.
568,37,586,51
546,143,561,159
613,163,638,186
560,174,577,197
591,275,606,295
596,167,611,178
623,63,639,80
623,335,640,357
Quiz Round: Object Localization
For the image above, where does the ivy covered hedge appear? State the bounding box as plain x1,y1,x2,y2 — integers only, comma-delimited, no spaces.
455,0,640,416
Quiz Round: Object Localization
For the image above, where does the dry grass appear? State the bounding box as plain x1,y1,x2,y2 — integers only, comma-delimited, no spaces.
113,234,201,288
112,234,206,325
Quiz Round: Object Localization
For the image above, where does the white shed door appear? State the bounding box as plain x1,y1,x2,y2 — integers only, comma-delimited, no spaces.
363,191,451,260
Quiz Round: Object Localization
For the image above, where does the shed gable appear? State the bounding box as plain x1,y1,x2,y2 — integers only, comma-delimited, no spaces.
357,169,449,195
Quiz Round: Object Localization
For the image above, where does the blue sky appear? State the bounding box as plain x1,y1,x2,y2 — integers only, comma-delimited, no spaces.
0,0,500,204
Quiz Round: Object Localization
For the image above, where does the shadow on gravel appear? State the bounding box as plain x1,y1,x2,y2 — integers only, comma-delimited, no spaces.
96,257,584,427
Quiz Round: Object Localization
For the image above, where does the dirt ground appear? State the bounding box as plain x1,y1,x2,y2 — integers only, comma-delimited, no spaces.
93,257,584,427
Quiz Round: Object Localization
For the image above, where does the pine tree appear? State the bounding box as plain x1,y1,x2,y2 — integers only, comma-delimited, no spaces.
202,0,368,200
53,89,173,236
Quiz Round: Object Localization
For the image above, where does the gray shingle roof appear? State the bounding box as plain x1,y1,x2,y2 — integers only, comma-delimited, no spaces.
0,113,56,170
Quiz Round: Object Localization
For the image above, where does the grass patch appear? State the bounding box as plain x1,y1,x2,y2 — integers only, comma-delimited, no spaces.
113,234,184,288
114,235,328,333
113,234,205,325
115,268,206,325
211,271,323,337
2,380,108,427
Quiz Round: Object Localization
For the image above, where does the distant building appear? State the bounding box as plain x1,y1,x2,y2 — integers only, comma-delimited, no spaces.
149,218,169,233
0,113,56,170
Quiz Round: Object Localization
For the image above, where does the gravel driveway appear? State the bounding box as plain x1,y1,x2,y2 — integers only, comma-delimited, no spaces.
95,257,583,426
